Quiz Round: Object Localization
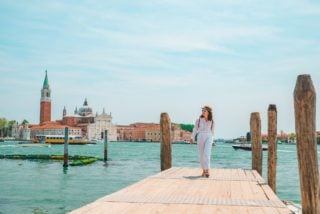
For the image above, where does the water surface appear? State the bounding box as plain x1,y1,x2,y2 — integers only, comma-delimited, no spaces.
1,141,317,214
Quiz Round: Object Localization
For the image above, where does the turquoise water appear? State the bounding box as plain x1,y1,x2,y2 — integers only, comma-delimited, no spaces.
0,141,319,214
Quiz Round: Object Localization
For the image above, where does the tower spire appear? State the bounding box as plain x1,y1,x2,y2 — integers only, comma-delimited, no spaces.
43,70,49,88
63,106,67,117
84,98,88,106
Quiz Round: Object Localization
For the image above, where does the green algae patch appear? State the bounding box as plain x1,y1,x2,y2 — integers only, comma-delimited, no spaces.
0,154,101,166
70,158,98,166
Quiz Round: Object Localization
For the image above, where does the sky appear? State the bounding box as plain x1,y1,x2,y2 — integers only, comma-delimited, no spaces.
0,0,320,138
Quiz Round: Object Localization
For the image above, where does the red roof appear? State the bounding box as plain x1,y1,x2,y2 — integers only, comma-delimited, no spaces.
31,123,80,130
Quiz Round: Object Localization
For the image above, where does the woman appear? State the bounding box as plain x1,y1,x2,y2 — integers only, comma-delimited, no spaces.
191,105,215,177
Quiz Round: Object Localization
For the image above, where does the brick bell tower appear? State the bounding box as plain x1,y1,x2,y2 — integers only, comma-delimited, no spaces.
40,70,51,124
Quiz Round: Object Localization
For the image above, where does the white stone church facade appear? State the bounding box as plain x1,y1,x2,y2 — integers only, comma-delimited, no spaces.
87,111,117,141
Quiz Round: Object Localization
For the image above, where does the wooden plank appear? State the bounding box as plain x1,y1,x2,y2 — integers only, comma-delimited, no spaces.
71,167,291,214
71,202,291,214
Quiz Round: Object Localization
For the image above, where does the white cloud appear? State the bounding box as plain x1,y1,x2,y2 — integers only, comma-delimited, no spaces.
1,0,320,137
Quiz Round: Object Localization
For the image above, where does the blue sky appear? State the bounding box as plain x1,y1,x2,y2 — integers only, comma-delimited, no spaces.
0,0,320,138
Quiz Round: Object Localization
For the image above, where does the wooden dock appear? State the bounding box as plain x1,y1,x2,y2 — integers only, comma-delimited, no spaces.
70,167,291,213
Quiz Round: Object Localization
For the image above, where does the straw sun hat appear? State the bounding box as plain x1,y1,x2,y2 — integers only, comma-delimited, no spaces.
202,105,212,112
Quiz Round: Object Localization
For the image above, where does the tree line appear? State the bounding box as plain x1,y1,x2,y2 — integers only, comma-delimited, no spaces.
180,124,194,132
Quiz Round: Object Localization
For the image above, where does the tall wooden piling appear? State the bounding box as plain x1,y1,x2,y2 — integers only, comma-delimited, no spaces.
294,74,319,214
160,113,172,171
104,130,108,162
250,112,262,175
267,104,277,193
63,127,69,167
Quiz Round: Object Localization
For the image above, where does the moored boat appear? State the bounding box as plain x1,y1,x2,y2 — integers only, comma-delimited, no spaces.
232,144,268,151
32,135,94,145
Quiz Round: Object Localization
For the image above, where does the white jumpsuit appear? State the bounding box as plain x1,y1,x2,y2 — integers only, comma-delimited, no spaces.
191,117,215,170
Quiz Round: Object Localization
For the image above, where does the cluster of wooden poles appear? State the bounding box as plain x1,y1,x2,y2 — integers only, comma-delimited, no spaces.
62,129,109,167
160,74,319,214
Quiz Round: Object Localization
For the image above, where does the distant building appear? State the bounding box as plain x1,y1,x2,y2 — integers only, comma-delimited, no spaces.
87,109,117,141
60,98,95,138
171,125,181,142
40,70,51,125
117,122,191,142
29,71,117,141
12,122,30,140
11,123,19,139
145,129,160,142
30,123,82,139
116,125,134,141
180,130,192,142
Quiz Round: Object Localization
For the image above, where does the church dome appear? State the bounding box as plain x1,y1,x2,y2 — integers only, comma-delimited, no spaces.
78,98,93,116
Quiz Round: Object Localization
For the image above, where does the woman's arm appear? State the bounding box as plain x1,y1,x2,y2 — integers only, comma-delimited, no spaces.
191,119,199,141
211,120,215,135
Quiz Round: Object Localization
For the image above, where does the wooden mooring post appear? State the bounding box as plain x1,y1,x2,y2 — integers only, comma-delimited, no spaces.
104,130,108,162
267,104,277,193
63,127,69,167
160,112,171,171
250,112,262,175
294,74,320,214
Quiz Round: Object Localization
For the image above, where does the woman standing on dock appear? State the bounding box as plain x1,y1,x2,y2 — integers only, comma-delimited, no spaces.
191,105,215,177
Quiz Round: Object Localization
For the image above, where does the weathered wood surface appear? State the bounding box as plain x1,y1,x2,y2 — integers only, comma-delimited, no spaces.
294,74,319,214
250,112,262,175
267,104,277,193
160,112,172,171
71,167,291,214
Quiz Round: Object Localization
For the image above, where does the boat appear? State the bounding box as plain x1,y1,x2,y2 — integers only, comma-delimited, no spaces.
32,135,94,145
232,144,268,151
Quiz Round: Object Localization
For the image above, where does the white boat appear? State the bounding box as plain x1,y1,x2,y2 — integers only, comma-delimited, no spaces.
232,144,268,151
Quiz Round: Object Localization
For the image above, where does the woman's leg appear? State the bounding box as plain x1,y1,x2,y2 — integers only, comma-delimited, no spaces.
203,136,213,170
197,136,205,169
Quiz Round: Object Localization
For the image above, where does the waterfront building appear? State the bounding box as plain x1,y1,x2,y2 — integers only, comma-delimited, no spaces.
117,125,134,141
21,124,31,140
11,122,31,140
11,123,19,139
30,123,81,138
87,109,117,141
60,98,95,138
180,130,192,141
117,123,191,142
29,71,116,141
171,124,182,142
145,129,160,142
